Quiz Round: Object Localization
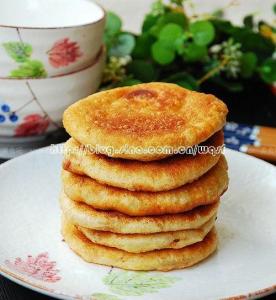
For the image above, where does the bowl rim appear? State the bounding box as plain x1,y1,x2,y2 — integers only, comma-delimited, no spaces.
0,46,105,81
0,1,106,30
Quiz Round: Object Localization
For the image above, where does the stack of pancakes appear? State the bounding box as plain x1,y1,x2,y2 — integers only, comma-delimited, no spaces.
61,82,229,271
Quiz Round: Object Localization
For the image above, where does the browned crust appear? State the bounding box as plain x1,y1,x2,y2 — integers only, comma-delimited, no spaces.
63,82,228,161
62,131,225,192
62,156,228,216
61,218,218,271
60,191,219,234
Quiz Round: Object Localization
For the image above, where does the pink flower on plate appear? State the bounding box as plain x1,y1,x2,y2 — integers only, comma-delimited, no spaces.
5,252,61,283
48,38,83,68
15,114,50,137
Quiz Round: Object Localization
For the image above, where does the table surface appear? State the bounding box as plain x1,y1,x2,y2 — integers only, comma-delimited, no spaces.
0,146,276,299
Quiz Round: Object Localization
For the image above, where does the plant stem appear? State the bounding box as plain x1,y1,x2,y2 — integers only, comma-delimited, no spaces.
197,57,229,85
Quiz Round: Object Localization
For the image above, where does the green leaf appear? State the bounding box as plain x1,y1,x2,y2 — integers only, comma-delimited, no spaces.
142,14,160,33
151,41,175,65
243,15,254,29
190,21,215,46
3,42,32,63
132,33,156,59
91,293,121,300
233,29,274,62
127,60,157,82
115,78,142,87
170,0,184,7
260,58,276,83
159,23,183,49
211,19,237,35
150,12,188,37
182,43,207,62
103,271,179,296
109,33,135,57
150,0,166,16
273,3,276,14
174,32,190,54
240,52,257,78
105,12,122,36
164,72,199,90
10,60,47,78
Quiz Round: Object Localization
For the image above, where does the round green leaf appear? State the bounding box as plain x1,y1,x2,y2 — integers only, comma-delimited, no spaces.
159,12,187,28
182,43,207,62
132,33,155,59
109,33,135,57
260,58,276,83
127,60,157,82
159,23,183,48
190,21,215,46
151,41,175,65
240,52,257,78
142,14,159,33
150,12,188,37
105,12,122,36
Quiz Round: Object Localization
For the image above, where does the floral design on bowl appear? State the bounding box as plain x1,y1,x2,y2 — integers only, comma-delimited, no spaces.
48,38,83,69
15,114,50,137
0,0,105,77
0,47,105,139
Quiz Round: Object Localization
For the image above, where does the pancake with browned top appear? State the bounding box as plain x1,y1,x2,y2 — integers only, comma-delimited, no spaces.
78,216,215,253
63,83,228,161
60,191,219,234
63,131,224,192
62,219,218,271
62,156,228,216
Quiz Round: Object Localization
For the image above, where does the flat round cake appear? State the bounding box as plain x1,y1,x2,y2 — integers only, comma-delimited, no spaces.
62,219,218,271
60,191,219,234
63,83,228,161
78,216,215,253
62,130,224,192
62,156,228,216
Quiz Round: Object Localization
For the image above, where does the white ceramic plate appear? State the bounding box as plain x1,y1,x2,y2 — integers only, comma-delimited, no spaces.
0,146,276,300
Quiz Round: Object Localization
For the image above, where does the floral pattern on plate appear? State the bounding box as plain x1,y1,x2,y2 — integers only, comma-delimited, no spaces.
5,252,61,283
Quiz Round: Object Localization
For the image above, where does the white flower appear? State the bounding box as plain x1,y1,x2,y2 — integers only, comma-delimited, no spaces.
210,38,242,78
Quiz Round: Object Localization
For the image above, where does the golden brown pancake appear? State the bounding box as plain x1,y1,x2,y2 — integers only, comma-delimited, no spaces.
62,156,228,216
60,191,219,234
62,219,218,271
78,216,215,253
63,83,228,161
63,131,225,192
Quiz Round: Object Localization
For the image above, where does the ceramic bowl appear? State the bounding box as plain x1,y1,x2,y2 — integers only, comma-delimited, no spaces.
0,0,105,78
0,47,105,138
